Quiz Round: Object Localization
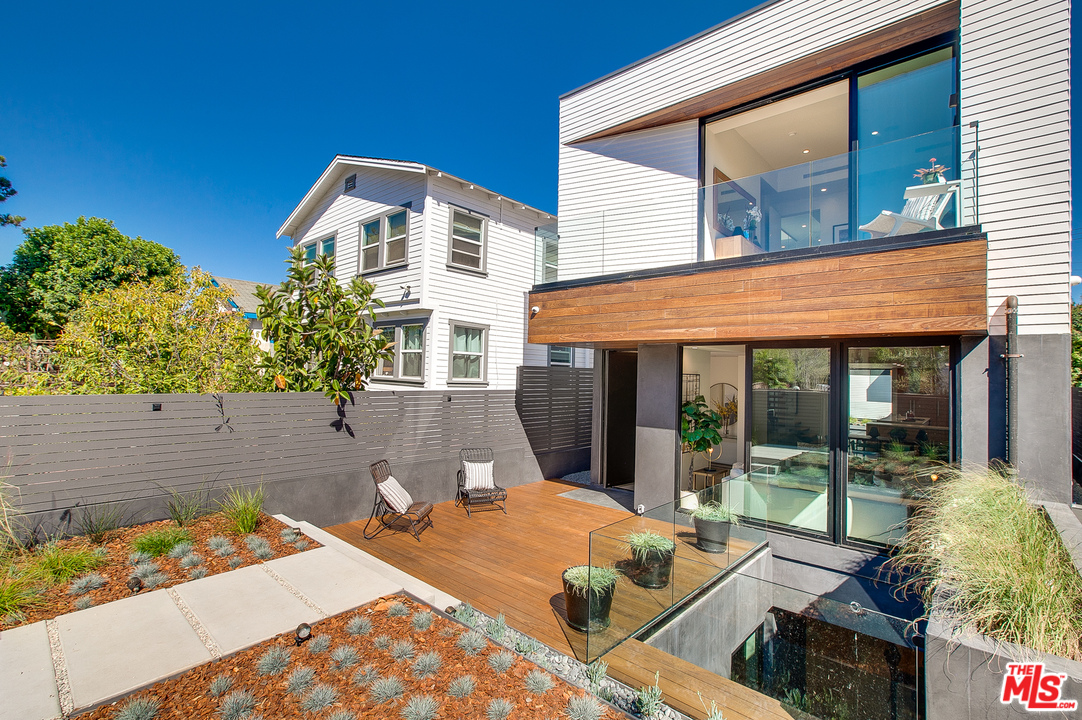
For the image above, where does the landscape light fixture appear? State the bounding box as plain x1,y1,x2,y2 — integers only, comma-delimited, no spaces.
127,577,142,594
295,622,312,646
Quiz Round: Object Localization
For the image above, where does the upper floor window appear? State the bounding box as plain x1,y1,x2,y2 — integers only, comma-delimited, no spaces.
450,322,487,382
449,208,486,272
360,208,410,273
375,321,425,381
300,236,335,267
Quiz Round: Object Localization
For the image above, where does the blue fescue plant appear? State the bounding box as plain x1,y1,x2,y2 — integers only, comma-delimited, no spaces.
142,572,169,589
635,671,664,718
351,665,379,687
286,666,315,696
74,595,95,610
294,539,309,551
114,695,161,720
456,630,486,655
67,573,106,596
372,634,391,650
207,536,235,557
369,676,405,704
488,650,515,674
300,684,337,713
131,527,192,558
387,601,410,617
131,562,161,580
179,553,203,569
227,556,243,569
346,616,371,636
485,613,508,641
327,712,356,720
515,635,542,656
330,645,361,671
486,698,513,720
218,690,256,720
439,626,457,638
188,567,208,580
411,651,442,678
256,646,291,676
129,551,152,565
252,546,274,560
308,634,330,654
452,601,476,626
401,695,440,720
447,675,475,698
166,542,194,560
389,638,416,661
524,669,554,695
208,674,233,697
411,609,433,631
566,695,604,720
279,527,299,543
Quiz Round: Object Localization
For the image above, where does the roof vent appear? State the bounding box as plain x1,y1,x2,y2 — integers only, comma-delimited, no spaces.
344,173,357,192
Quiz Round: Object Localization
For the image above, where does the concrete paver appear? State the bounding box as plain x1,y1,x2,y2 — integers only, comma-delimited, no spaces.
265,546,402,615
0,621,60,720
172,565,320,655
57,589,211,711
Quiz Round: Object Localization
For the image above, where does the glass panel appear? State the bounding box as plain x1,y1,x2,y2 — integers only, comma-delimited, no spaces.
362,246,378,271
739,348,831,535
385,238,406,265
321,238,335,257
387,210,407,240
549,346,572,366
402,325,422,351
453,326,482,353
451,250,481,268
452,354,481,379
363,220,380,247
401,352,422,378
452,211,483,242
302,243,317,264
847,346,950,546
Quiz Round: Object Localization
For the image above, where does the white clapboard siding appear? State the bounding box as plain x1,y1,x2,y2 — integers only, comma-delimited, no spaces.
558,0,950,144
557,121,699,280
961,0,1071,334
521,344,596,368
292,166,427,308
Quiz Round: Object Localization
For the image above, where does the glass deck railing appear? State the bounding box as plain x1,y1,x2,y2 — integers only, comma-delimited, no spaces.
534,126,973,283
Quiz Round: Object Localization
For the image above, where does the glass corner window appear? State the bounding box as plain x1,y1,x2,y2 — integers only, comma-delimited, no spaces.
451,324,486,380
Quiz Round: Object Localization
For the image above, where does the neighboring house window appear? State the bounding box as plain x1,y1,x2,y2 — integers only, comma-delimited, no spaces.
301,241,317,265
375,322,426,380
360,207,410,273
322,237,335,258
449,208,486,271
450,322,487,381
549,346,573,367
300,236,334,267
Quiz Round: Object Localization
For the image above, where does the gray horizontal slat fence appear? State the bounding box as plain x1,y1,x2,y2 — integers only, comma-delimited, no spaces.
516,367,593,478
1,389,544,530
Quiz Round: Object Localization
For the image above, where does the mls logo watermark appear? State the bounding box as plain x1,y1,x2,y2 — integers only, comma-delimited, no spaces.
1001,663,1078,711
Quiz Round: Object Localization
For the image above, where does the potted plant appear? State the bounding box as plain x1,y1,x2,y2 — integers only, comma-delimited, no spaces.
691,501,740,554
562,565,619,632
623,530,676,589
681,395,724,491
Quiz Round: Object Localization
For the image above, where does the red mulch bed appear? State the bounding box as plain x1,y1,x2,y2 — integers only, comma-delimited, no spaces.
83,594,621,720
2,512,319,631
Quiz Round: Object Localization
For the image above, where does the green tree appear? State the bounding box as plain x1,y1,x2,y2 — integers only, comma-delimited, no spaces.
752,349,797,388
0,216,180,337
0,155,24,228
11,270,268,395
255,248,393,404
1072,302,1082,387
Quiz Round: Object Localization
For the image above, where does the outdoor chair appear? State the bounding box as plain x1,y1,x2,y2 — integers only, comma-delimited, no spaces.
363,459,434,541
456,447,508,517
858,181,960,238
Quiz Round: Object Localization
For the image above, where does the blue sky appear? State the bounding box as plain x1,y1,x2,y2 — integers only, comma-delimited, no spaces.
3,1,1077,292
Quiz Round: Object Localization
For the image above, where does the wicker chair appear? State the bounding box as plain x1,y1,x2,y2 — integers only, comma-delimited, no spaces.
456,447,508,517
363,460,434,541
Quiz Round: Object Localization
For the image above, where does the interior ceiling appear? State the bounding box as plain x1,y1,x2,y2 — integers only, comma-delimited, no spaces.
707,81,849,173
685,345,745,356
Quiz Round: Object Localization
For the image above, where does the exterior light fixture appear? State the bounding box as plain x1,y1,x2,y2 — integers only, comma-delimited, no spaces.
468,184,475,190
295,623,312,646
127,577,142,594
802,149,810,154
801,224,807,228
530,306,540,317
820,188,827,192
871,131,879,136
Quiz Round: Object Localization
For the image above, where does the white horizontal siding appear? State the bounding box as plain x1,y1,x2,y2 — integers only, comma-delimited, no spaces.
522,344,597,368
559,0,951,143
292,167,426,308
557,121,699,280
961,0,1071,335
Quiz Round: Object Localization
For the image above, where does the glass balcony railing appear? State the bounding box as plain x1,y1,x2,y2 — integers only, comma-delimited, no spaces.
534,126,974,284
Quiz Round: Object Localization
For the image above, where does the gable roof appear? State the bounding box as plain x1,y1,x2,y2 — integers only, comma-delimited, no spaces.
277,155,554,239
211,276,270,318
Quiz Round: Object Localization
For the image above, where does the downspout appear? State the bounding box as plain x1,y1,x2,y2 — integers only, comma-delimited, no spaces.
1003,296,1021,466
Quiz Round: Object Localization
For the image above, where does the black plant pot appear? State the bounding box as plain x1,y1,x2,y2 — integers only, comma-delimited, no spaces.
562,571,616,633
628,548,675,589
693,517,730,554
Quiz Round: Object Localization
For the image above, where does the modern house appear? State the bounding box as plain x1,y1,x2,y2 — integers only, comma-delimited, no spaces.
528,0,1071,548
277,156,591,391
211,275,273,352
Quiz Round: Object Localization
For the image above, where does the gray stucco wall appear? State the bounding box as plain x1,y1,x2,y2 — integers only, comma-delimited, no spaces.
635,344,681,511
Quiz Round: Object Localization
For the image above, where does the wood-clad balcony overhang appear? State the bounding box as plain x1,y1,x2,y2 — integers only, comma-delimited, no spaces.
528,231,988,349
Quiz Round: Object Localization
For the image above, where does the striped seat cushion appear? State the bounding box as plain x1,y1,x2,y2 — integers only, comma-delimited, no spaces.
463,460,495,491
379,475,413,513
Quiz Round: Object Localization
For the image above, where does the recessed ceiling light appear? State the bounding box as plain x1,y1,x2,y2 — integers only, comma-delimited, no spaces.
802,224,807,228
788,132,797,137
802,149,810,154
871,131,879,136
821,188,827,192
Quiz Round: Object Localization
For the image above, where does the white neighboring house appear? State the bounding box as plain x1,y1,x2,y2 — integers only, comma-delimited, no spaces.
211,275,274,353
277,156,591,390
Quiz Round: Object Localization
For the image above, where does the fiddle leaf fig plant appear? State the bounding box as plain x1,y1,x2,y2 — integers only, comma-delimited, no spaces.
681,394,724,488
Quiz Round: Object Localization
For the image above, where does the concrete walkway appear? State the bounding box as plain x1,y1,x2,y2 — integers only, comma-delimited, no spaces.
0,516,457,720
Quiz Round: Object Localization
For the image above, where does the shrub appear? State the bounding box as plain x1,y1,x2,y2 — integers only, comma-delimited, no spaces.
208,674,233,697
486,698,513,720
330,644,361,671
252,545,273,561
294,539,309,551
327,712,356,720
369,676,405,704
562,566,620,598
411,651,442,678
243,535,269,552
158,481,211,527
142,572,170,589
452,601,476,626
227,557,243,569
351,665,379,687
114,695,160,720
690,501,740,524
585,659,608,693
566,694,604,720
389,639,416,661
77,502,128,544
256,646,291,676
401,695,440,720
218,484,264,534
486,613,508,641
166,542,194,560
131,561,161,580
207,536,235,556
28,543,105,583
188,566,208,580
0,566,41,618
623,530,676,561
286,666,315,696
218,690,256,720
456,630,486,655
524,669,554,695
387,601,409,617
515,635,542,656
308,635,330,654
300,684,337,713
635,671,664,718
488,650,515,674
67,573,106,596
128,551,152,565
890,465,1082,661
280,527,299,543
446,675,475,698
411,610,433,631
131,527,192,558
74,595,95,610
372,634,391,650
179,553,203,569
346,616,371,636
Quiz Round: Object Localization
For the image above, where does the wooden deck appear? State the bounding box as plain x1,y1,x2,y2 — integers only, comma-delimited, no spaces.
325,480,782,720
